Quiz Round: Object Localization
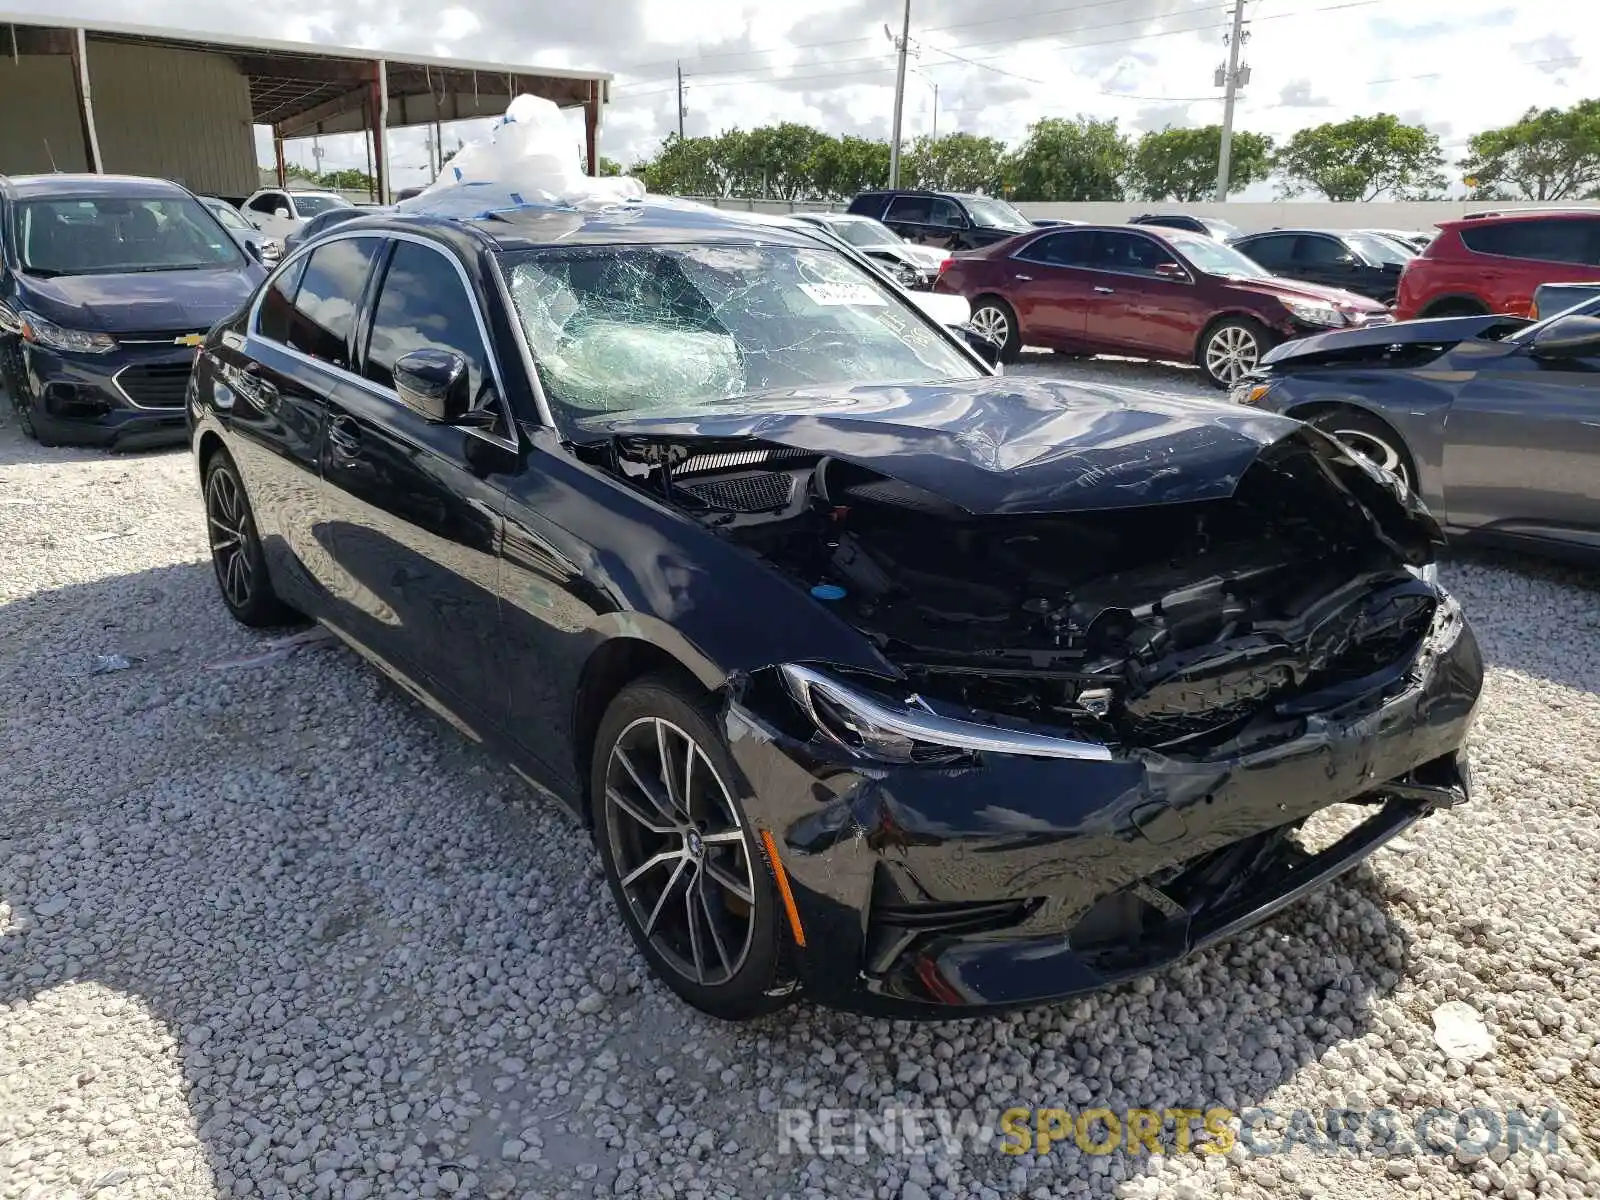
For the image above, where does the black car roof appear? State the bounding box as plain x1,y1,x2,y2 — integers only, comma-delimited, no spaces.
2,173,193,200
310,202,831,256
854,189,996,202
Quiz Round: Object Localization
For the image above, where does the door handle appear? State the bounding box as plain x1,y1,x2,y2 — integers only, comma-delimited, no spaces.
1014,273,1034,281
1094,286,1116,294
327,416,362,458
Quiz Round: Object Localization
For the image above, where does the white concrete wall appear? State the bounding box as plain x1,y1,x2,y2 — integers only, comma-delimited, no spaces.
680,196,1600,233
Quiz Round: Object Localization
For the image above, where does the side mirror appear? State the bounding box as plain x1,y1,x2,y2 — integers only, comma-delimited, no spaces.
961,326,1002,366
393,349,471,422
246,241,264,263
1528,314,1600,362
274,207,291,220
1154,261,1187,280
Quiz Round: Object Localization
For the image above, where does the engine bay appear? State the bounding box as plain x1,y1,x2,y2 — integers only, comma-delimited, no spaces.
591,434,1439,752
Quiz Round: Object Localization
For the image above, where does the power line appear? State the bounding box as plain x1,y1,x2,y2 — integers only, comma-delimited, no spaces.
613,0,1378,97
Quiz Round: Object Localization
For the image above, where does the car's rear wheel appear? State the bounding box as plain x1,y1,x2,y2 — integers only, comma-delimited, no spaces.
1199,317,1271,388
969,296,1022,364
592,675,791,1021
1308,408,1417,492
203,451,295,627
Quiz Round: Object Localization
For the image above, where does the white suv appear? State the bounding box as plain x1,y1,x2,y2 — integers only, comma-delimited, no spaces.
241,189,352,240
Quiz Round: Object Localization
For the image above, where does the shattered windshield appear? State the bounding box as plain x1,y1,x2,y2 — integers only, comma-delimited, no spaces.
501,243,981,423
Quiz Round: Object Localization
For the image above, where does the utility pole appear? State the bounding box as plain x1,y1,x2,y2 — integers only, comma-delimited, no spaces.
1214,0,1249,200
888,0,911,187
676,61,685,139
930,82,939,140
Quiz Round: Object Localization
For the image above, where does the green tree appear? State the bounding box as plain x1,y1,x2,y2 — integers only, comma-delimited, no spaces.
1458,100,1600,200
726,123,832,199
598,156,624,177
1003,117,1130,201
1274,113,1447,201
318,167,376,192
1128,124,1273,201
807,135,889,200
903,132,1007,193
632,133,725,196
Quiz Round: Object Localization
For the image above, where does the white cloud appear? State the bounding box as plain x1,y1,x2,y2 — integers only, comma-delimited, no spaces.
9,0,1599,194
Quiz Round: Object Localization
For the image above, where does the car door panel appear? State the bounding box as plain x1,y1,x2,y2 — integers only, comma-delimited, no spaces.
1006,231,1098,346
1442,344,1600,541
315,235,513,727
1082,232,1212,357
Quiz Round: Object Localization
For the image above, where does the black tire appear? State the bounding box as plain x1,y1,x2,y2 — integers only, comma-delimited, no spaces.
1198,315,1273,389
1420,299,1486,319
591,674,791,1021
1,340,42,444
969,296,1022,364
1307,407,1418,492
1052,349,1092,360
203,450,296,627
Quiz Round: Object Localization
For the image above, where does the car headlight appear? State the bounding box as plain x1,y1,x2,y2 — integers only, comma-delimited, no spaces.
1229,379,1277,407
1286,301,1346,328
18,311,117,354
778,663,1112,764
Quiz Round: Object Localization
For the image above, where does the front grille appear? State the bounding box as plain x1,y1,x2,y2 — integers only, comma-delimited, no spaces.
115,362,193,409
678,470,796,512
117,330,206,346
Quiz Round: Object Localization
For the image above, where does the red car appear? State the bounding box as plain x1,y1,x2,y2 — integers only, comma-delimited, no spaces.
934,224,1390,388
1394,209,1600,321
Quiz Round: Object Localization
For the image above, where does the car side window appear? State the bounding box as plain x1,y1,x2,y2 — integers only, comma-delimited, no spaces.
1238,234,1294,269
1014,230,1095,267
927,198,964,228
885,195,931,224
1092,231,1179,276
1460,219,1597,264
1294,235,1350,266
255,255,309,343
283,237,383,369
363,239,492,405
248,192,283,215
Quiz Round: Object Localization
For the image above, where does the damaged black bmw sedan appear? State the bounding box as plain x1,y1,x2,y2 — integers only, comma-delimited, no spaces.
189,203,1482,1020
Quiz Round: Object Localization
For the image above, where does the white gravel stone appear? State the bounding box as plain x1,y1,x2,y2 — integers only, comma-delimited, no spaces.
3,361,1600,1200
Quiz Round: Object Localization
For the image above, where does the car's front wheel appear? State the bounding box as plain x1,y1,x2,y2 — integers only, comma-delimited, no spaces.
592,675,791,1021
1,342,42,444
203,450,296,627
1309,408,1417,492
969,296,1022,364
1200,316,1271,388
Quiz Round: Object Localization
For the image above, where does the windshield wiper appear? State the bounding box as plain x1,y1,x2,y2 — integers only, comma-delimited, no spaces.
21,266,64,278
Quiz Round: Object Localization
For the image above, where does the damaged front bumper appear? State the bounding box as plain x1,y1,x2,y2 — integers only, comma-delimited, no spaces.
724,590,1481,1017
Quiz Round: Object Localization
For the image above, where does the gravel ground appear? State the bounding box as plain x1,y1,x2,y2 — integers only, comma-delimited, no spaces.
3,356,1599,1200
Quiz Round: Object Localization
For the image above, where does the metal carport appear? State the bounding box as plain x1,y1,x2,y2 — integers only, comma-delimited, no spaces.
0,15,612,203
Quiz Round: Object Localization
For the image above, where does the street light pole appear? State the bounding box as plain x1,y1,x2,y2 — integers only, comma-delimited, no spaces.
1215,0,1247,200
888,0,911,187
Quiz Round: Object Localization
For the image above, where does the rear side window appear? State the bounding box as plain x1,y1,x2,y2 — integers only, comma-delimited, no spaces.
363,240,491,402
1460,219,1600,265
885,195,931,223
284,237,382,368
1015,230,1096,267
927,198,964,228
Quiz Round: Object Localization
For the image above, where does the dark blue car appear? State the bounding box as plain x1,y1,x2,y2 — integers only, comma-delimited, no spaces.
0,174,266,449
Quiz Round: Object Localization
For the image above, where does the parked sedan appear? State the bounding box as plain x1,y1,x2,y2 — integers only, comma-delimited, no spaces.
0,174,266,448
199,195,280,266
936,224,1389,386
789,212,944,289
191,203,1478,1019
1229,228,1412,304
1231,299,1600,564
284,205,385,254
1129,212,1243,241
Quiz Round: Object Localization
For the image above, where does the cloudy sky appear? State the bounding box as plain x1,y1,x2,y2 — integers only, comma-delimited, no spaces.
11,0,1597,198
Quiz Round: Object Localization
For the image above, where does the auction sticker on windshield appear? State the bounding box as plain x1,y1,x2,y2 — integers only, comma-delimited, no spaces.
799,281,888,307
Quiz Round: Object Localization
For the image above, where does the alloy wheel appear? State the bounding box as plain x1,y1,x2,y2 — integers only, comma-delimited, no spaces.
205,466,256,611
1204,324,1260,386
970,305,1010,347
1330,426,1411,489
603,717,757,988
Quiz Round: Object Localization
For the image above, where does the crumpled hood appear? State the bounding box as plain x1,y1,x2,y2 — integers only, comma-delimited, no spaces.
1223,275,1387,312
1262,312,1531,366
17,266,263,334
584,376,1311,515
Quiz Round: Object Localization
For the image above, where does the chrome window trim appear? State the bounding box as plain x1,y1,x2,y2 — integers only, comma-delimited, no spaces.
247,227,521,451
486,256,557,429
1010,229,1197,284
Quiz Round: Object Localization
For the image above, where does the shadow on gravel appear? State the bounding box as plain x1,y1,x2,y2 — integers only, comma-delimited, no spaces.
1443,548,1600,695
0,559,1418,1200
